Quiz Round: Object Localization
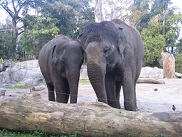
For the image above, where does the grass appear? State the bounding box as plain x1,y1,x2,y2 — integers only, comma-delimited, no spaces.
0,129,82,137
79,79,90,85
6,83,30,89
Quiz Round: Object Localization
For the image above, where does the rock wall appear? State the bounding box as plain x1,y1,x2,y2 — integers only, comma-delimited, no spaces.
0,60,43,87
0,60,178,88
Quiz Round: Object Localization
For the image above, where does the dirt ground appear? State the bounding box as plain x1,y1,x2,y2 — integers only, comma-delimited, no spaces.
1,79,182,112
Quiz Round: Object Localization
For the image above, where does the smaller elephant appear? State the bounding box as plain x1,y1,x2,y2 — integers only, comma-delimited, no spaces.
38,34,84,103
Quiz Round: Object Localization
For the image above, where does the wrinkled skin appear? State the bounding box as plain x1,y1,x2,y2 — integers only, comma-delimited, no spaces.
78,19,144,111
38,35,84,103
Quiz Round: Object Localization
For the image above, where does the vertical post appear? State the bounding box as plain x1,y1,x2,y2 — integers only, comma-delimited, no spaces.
161,52,175,78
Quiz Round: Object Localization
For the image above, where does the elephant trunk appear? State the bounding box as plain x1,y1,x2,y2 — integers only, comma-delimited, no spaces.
87,62,107,104
67,69,80,103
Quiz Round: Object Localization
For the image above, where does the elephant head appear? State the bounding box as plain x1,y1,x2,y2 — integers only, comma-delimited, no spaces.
78,21,126,104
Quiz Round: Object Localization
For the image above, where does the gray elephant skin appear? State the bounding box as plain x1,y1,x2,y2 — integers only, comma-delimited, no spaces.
38,35,84,103
78,19,144,111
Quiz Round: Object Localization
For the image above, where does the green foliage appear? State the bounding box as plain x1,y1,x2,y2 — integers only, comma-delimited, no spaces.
0,129,82,137
176,38,182,53
19,13,59,59
0,22,14,59
165,13,182,53
175,53,182,73
41,0,94,39
141,21,166,67
79,79,90,85
0,0,94,60
6,83,29,89
0,58,3,64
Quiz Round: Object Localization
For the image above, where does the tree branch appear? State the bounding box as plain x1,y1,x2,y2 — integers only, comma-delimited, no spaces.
0,4,14,18
18,30,24,36
11,0,17,13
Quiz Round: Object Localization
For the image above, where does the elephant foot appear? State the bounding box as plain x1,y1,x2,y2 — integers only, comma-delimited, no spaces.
108,101,121,109
124,101,137,111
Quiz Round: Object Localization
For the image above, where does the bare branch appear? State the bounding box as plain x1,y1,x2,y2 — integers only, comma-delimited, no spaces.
17,26,24,30
11,0,17,13
0,3,14,18
18,30,24,36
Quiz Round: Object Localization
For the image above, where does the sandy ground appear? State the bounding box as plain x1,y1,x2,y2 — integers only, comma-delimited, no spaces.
0,79,182,112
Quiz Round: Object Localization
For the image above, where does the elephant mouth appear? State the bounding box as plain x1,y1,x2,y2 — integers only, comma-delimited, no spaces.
106,66,112,72
106,63,115,72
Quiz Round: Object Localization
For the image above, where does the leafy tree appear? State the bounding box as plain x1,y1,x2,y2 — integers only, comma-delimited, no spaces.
165,13,182,54
0,0,40,58
175,38,182,53
41,0,94,38
0,18,14,59
175,53,182,73
19,14,59,59
141,20,166,67
129,0,151,31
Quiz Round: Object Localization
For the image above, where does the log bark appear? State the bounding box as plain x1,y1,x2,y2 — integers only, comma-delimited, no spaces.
0,93,181,137
137,78,165,84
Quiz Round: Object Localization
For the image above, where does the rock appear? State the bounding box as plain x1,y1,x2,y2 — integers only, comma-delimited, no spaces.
0,64,4,72
0,60,44,87
139,67,163,79
0,60,180,88
0,88,6,96
80,65,88,80
175,72,182,78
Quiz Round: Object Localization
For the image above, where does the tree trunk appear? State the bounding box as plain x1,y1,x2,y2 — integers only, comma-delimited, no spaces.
94,0,105,22
0,93,181,137
161,52,175,78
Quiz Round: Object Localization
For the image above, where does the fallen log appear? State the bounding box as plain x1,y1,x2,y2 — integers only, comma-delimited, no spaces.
0,93,181,137
137,78,165,84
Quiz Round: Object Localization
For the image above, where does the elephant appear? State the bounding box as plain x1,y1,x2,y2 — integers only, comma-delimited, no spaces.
78,19,144,111
38,34,84,103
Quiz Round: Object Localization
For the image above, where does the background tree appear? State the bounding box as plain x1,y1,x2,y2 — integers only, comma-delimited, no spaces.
141,19,166,67
0,0,39,58
19,14,59,59
0,0,94,60
41,0,94,38
93,0,133,22
0,18,13,58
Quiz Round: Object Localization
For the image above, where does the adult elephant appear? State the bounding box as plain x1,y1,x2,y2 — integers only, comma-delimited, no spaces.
38,34,84,103
78,19,144,111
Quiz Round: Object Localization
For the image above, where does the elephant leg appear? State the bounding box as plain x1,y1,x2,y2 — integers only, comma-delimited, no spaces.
64,80,70,103
46,83,55,101
122,71,137,111
55,78,69,103
105,73,120,109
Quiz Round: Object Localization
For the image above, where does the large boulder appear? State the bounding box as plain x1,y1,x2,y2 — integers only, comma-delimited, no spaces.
0,60,44,87
139,67,163,79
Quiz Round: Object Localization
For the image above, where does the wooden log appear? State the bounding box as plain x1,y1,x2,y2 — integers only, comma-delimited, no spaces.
0,93,181,137
137,78,165,84
31,85,46,91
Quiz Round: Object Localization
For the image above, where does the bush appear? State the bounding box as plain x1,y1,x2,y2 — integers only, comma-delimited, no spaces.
0,58,3,64
175,53,182,73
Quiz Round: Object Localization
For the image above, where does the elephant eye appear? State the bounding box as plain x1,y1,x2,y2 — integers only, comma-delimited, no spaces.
103,46,111,55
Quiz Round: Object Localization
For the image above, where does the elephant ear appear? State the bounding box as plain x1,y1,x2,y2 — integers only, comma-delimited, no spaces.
52,45,57,65
77,32,87,50
117,27,126,54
